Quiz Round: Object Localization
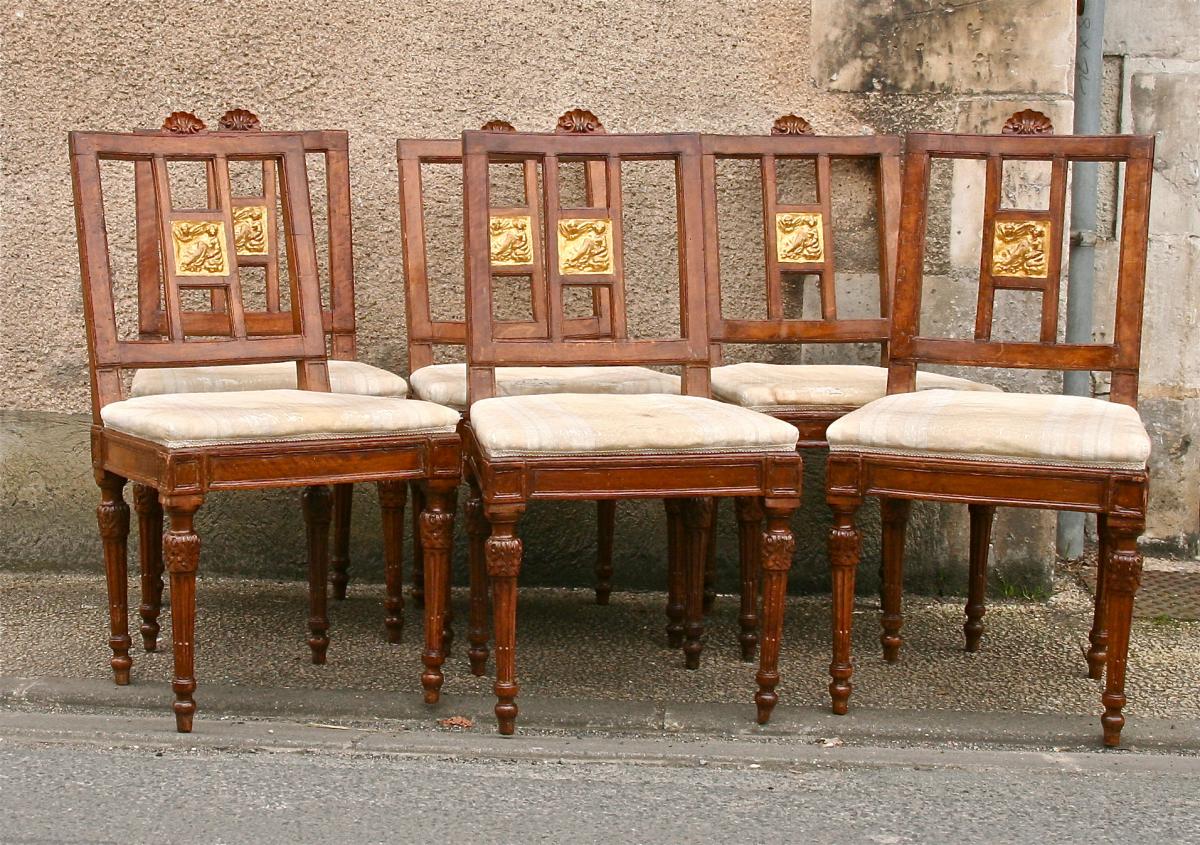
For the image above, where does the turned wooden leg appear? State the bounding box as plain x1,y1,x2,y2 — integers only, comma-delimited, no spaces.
1087,513,1110,680
756,498,797,724
419,482,457,704
681,498,712,670
302,485,332,665
443,506,456,656
664,499,685,648
703,498,718,613
1100,515,1143,747
964,504,995,653
132,482,163,653
330,483,353,600
829,498,862,716
486,506,525,735
378,481,407,644
162,496,202,733
735,496,764,662
97,472,131,685
594,499,616,605
879,498,910,662
410,482,426,608
466,483,490,676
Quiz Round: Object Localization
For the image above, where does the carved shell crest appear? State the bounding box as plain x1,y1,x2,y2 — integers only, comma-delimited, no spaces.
556,108,604,134
771,114,815,136
161,111,206,134
481,119,516,132
218,108,262,131
1002,109,1054,136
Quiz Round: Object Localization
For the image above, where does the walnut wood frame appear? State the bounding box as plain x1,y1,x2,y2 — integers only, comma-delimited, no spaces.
70,129,460,733
823,131,1155,747
453,129,802,735
396,110,624,610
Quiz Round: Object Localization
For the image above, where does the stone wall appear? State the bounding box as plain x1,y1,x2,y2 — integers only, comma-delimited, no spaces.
0,0,1133,594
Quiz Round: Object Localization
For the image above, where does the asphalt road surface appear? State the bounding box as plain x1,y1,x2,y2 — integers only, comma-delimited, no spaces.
2,712,1198,845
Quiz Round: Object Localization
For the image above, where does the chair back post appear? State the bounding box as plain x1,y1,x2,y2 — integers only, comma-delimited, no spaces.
462,130,710,404
70,129,331,423
886,116,1155,405
699,115,902,367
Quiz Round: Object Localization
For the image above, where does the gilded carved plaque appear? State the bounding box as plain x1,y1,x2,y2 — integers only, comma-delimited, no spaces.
232,205,269,256
171,220,229,277
558,218,613,275
489,215,534,265
991,220,1050,279
776,212,825,264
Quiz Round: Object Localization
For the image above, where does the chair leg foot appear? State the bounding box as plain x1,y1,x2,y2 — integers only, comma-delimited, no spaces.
964,504,994,653
330,483,353,600
879,499,909,663
303,486,332,665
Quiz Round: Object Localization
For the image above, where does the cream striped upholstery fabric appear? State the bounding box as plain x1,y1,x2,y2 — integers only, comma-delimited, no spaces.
102,390,459,449
131,360,409,398
471,393,799,458
710,363,999,411
827,390,1151,470
410,363,680,410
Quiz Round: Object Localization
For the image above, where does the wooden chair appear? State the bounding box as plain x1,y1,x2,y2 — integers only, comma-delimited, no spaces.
823,128,1155,746
397,109,680,609
444,129,803,735
701,115,998,661
133,110,394,625
69,128,461,732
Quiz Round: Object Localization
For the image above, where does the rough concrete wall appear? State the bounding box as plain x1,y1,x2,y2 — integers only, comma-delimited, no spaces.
1100,0,1200,555
1,0,1080,592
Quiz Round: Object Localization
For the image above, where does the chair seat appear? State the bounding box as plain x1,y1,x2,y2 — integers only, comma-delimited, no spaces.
470,393,800,459
827,389,1151,470
130,360,408,398
101,389,460,449
410,363,681,410
710,363,999,411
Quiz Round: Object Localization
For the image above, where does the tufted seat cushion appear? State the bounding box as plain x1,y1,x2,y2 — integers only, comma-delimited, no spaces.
410,363,680,410
827,390,1151,470
131,360,408,398
710,363,999,411
470,393,799,459
101,390,460,449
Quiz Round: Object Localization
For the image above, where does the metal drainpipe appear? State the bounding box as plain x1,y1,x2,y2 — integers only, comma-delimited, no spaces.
1056,0,1107,558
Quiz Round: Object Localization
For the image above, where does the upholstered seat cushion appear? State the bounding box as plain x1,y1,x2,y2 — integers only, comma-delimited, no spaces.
470,393,800,458
101,389,459,449
826,390,1151,470
710,363,999,411
410,363,681,409
131,360,408,398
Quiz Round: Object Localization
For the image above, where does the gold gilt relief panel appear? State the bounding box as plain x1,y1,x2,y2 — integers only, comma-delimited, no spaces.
558,218,613,275
991,220,1050,279
171,220,229,277
232,205,269,256
776,212,824,264
489,215,534,265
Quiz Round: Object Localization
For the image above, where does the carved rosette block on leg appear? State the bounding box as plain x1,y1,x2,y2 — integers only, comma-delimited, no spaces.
682,498,713,670
1087,513,1110,680
755,500,797,724
964,504,995,653
828,500,862,716
97,472,132,684
466,488,491,676
879,498,910,663
485,509,524,736
330,483,354,600
664,499,685,648
132,483,164,653
735,496,764,662
377,481,408,643
163,498,202,733
594,500,616,605
419,485,457,704
302,485,333,665
1100,517,1143,748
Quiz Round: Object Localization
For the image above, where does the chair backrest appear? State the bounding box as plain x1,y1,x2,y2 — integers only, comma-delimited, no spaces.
462,130,709,402
888,127,1155,406
135,110,357,359
70,129,330,422
701,114,902,362
398,109,613,372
